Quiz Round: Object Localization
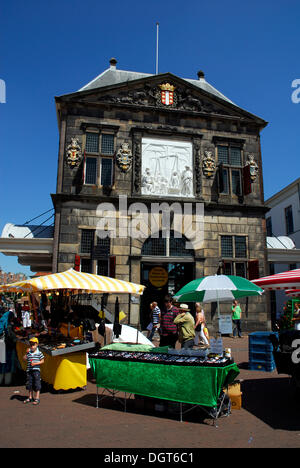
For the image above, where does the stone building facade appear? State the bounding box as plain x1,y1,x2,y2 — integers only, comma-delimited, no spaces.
52,59,269,331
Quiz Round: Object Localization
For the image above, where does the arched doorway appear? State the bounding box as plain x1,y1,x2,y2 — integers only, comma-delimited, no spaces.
140,231,195,329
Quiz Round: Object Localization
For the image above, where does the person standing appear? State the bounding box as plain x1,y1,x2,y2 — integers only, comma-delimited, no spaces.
23,337,44,405
21,302,31,329
0,311,17,386
232,300,243,338
159,296,179,348
147,302,161,342
194,303,209,346
292,302,300,330
174,304,195,349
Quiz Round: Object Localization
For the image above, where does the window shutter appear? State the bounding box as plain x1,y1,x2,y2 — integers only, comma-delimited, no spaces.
74,255,81,271
218,163,224,194
109,255,116,278
243,164,252,195
248,260,259,280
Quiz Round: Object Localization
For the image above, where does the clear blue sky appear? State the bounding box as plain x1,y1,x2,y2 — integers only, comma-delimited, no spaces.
0,0,299,274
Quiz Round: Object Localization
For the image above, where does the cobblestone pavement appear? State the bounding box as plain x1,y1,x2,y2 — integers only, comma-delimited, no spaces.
1,336,300,449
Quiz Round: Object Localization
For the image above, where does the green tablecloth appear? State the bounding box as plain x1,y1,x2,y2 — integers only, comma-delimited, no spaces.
89,356,239,408
101,343,155,353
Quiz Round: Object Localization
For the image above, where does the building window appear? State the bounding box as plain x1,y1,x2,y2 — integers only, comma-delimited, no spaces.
217,145,242,196
81,258,93,273
85,157,97,185
221,235,248,277
101,134,115,155
141,231,194,257
80,229,111,274
80,229,95,254
221,236,233,257
100,158,113,186
285,205,294,235
97,259,109,276
84,131,115,187
266,217,272,237
86,132,99,153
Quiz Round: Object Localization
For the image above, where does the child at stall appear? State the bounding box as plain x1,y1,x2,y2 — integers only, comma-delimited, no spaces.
23,337,44,405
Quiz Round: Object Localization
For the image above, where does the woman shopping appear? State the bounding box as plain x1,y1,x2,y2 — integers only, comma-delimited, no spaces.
194,303,209,346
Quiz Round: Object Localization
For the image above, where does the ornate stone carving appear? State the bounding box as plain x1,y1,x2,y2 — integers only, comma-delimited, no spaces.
116,142,132,173
65,138,82,168
246,154,259,181
202,150,216,178
194,141,202,196
133,135,142,194
141,137,194,197
97,83,231,115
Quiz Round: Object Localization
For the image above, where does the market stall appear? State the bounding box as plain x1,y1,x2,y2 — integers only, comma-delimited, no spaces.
89,343,239,423
252,268,300,390
174,274,263,334
1,268,145,391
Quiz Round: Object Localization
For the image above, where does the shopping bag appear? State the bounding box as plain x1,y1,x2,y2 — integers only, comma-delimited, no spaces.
146,323,153,331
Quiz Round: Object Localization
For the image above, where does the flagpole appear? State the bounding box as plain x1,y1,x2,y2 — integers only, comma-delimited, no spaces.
156,22,159,75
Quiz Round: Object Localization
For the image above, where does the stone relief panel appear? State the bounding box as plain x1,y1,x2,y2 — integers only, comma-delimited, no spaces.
141,137,193,197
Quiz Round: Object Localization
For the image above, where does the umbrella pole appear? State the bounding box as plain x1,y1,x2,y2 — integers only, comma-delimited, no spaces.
217,290,221,336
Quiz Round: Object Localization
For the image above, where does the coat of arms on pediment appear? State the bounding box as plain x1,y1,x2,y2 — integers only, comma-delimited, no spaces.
156,83,177,108
116,142,133,173
66,138,82,168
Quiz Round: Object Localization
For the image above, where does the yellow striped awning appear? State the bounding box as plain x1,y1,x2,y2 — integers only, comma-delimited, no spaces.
0,268,145,295
0,280,29,293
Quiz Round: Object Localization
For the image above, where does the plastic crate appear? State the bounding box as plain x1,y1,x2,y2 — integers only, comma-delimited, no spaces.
249,342,274,353
248,332,278,346
249,350,275,363
248,360,276,372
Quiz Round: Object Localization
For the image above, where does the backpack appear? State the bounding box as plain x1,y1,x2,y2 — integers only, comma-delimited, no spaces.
0,314,7,339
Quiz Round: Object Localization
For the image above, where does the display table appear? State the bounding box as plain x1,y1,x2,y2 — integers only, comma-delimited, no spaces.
89,346,240,422
16,340,95,391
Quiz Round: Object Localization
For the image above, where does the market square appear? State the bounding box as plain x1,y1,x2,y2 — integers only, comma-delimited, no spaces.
1,0,300,451
1,335,300,450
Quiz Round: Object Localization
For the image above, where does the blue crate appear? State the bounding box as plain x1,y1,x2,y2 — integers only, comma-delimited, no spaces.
249,350,275,363
248,332,278,346
249,342,274,354
248,360,276,372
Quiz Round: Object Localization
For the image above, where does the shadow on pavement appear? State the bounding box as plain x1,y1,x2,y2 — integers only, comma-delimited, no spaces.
241,376,300,431
72,392,229,425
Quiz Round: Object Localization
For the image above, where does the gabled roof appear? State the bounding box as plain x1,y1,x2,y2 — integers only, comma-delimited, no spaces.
56,58,267,127
78,59,236,106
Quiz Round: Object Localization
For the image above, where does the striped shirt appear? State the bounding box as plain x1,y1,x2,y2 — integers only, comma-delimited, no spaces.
160,306,179,336
152,306,161,325
26,348,44,372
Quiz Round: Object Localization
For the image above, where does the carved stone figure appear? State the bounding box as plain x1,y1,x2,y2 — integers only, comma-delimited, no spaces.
66,138,82,168
246,154,259,181
202,150,216,178
181,166,193,196
116,142,133,173
141,168,155,194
